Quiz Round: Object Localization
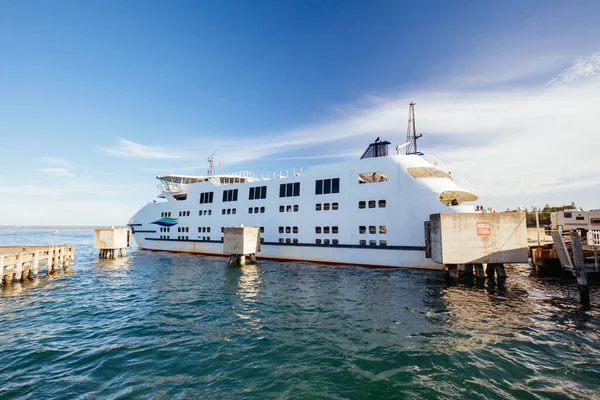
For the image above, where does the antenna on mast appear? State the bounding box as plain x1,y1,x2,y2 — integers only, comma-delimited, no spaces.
207,153,214,176
405,102,423,154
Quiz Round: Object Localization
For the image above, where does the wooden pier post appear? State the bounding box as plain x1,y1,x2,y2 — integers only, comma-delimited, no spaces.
464,263,474,278
33,250,40,277
0,255,4,286
15,252,23,282
571,233,590,309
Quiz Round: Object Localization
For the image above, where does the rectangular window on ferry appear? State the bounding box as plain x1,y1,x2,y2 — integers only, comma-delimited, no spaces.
200,193,205,204
233,189,238,201
286,183,293,197
209,192,213,203
261,186,267,199
279,184,285,198
323,179,331,194
293,182,300,197
249,187,255,200
332,178,340,193
223,191,227,202
315,180,323,195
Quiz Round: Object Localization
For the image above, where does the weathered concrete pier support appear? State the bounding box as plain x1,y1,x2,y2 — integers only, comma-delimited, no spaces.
224,226,260,267
94,227,131,259
0,245,74,286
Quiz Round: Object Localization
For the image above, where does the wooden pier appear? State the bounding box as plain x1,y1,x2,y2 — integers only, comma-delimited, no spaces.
0,245,74,286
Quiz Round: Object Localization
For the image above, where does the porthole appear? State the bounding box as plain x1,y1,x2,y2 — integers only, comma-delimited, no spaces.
279,227,284,233
293,238,298,244
379,226,387,234
358,201,366,209
379,200,386,208
254,207,259,213
279,238,285,243
293,226,298,233
324,239,330,245
249,207,253,214
293,205,299,212
286,226,291,233
260,207,265,213
316,227,322,234
324,203,330,211
332,202,338,210
280,205,285,212
286,205,292,212
286,238,291,244
380,240,387,246
359,240,366,246
368,200,376,208
316,204,322,211
359,226,366,234
316,239,322,245
323,226,330,234
369,240,377,246
332,226,338,234
369,226,376,234
332,239,339,245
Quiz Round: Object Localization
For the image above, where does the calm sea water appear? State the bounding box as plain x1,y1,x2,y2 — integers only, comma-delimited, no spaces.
0,229,598,399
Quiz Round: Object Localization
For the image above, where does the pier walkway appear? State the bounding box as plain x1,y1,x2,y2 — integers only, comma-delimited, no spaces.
0,245,74,285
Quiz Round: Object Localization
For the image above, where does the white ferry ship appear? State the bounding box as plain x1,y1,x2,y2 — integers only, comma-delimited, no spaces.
128,105,478,269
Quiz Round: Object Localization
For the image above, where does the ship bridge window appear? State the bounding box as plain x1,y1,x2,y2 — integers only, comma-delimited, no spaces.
173,194,188,201
358,172,387,184
360,141,391,159
280,182,301,197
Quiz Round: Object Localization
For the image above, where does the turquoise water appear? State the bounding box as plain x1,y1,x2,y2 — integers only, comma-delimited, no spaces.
0,230,599,399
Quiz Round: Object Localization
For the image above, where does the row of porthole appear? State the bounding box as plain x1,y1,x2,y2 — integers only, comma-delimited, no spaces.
249,207,265,214
178,227,190,232
177,236,189,240
222,208,237,215
198,227,211,233
358,200,386,209
159,227,171,232
160,212,172,217
315,239,340,245
359,240,387,246
359,226,387,234
279,205,299,212
316,226,338,234
279,238,299,244
179,211,191,217
220,227,265,233
159,235,169,239
199,210,212,216
279,226,298,234
315,203,338,211
199,236,211,241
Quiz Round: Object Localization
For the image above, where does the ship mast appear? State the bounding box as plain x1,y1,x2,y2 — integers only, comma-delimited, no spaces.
207,153,214,176
405,102,422,154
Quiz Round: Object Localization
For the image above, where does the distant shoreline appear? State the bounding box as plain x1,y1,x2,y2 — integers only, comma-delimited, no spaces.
0,226,120,230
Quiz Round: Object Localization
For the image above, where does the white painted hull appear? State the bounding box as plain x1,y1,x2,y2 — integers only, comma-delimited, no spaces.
129,153,477,269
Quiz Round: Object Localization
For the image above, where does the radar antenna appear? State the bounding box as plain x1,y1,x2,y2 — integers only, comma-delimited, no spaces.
207,153,214,176
405,102,423,154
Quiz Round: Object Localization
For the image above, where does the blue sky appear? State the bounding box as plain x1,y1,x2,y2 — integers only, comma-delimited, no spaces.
1,1,599,225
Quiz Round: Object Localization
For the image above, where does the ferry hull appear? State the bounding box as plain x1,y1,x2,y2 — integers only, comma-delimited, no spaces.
134,236,442,270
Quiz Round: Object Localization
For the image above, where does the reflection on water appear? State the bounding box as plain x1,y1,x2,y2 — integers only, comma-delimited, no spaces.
0,231,598,399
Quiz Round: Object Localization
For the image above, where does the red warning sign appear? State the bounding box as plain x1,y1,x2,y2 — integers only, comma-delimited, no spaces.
477,222,492,236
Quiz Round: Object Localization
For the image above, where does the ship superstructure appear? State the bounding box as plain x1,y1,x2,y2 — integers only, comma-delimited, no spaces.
129,136,478,269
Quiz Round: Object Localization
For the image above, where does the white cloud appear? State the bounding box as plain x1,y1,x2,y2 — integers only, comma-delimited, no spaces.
547,52,600,85
100,137,191,159
39,168,75,177
41,157,70,167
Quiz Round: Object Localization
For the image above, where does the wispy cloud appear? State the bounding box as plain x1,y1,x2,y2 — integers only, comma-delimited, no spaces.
547,52,600,85
39,167,75,177
100,137,191,159
41,157,70,167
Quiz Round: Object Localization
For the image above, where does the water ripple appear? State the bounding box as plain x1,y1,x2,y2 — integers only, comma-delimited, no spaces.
0,230,598,399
